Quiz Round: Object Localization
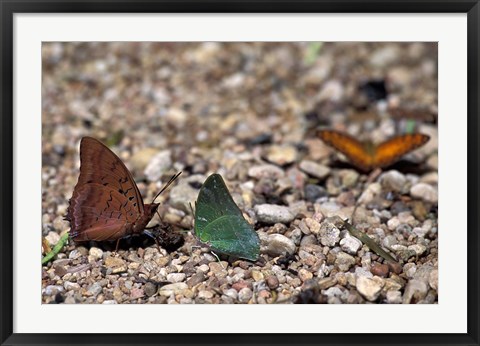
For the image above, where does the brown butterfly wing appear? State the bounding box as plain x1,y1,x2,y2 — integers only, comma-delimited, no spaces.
67,137,145,241
373,133,430,168
318,130,373,171
68,184,139,241
76,137,144,213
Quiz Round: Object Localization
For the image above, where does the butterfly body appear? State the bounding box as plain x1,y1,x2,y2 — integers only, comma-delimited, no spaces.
318,129,430,172
194,173,260,261
67,137,162,242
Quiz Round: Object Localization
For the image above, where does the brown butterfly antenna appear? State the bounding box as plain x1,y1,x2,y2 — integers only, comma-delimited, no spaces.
151,171,182,204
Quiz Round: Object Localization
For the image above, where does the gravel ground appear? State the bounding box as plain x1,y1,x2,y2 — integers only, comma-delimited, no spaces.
42,42,438,304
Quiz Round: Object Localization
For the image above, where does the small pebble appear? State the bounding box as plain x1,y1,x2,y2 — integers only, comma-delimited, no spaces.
130,288,144,300
167,273,186,283
298,268,313,282
410,183,438,203
403,279,428,303
299,160,331,179
379,170,407,193
340,235,362,255
238,287,253,303
318,277,337,290
89,247,103,260
318,219,341,246
105,257,127,274
370,263,389,277
254,204,295,224
266,145,298,166
263,234,296,257
356,276,384,302
45,231,61,246
144,150,172,182
429,269,438,291
266,276,279,289
87,282,103,297
159,283,188,297
304,184,328,202
386,290,402,304
335,252,356,271
248,164,285,179
187,273,206,288
144,282,157,297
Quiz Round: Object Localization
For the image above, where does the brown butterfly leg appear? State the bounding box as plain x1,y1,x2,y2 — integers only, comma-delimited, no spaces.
114,238,121,254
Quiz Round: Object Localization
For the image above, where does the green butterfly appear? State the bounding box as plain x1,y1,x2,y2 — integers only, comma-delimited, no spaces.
194,173,260,261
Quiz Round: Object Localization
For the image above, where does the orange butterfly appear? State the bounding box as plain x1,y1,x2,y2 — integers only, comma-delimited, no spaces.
318,129,430,172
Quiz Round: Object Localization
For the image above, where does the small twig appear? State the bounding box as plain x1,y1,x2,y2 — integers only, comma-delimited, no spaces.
41,232,69,265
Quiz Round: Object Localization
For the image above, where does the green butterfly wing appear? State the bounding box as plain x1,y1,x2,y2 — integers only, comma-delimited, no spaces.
194,174,260,261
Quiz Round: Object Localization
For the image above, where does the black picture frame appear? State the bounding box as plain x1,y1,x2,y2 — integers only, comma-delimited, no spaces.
1,1,479,346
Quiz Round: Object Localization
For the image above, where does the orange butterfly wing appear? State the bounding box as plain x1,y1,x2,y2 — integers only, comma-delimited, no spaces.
318,130,374,171
373,133,430,168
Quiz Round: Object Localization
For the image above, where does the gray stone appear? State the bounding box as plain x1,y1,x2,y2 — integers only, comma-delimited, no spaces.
323,287,344,298
410,183,438,203
404,263,417,278
386,290,402,304
144,282,157,297
382,235,398,250
299,160,331,179
43,285,64,296
380,170,407,193
88,282,103,297
262,234,296,257
338,169,360,188
317,201,342,218
358,183,381,205
408,244,427,256
130,147,159,172
254,204,295,224
248,164,285,179
335,252,356,271
144,150,172,182
355,267,373,279
318,219,341,246
238,287,253,303
304,184,328,202
167,273,186,283
340,235,362,255
169,175,205,213
413,264,435,283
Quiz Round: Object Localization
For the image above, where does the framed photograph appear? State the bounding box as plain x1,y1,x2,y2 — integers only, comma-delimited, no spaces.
1,1,478,346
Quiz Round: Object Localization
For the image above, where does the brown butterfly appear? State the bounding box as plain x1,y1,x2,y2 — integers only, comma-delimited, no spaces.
318,129,430,172
66,137,181,246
